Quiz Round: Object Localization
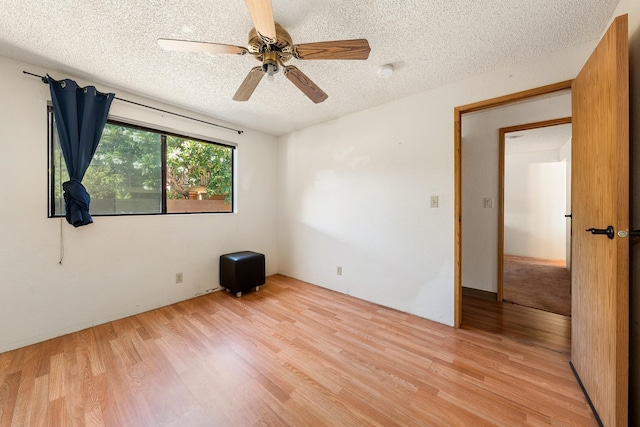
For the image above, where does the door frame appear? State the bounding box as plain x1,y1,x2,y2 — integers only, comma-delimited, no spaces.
497,117,572,302
453,80,573,327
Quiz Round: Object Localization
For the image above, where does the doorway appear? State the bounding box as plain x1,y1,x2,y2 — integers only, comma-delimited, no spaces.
499,119,572,317
454,83,573,353
453,81,573,328
457,16,631,424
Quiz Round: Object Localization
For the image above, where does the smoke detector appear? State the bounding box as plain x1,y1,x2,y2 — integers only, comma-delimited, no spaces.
377,64,394,78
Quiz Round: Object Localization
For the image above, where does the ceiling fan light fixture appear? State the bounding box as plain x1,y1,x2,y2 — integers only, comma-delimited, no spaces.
377,64,394,78
262,50,279,77
264,61,278,75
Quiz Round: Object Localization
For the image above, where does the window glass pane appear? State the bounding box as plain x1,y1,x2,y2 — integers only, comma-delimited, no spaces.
51,118,163,215
49,109,234,216
166,136,233,213
87,124,162,214
51,115,69,216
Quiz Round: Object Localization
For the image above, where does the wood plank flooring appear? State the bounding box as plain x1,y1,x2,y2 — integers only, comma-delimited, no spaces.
0,275,594,426
462,295,571,354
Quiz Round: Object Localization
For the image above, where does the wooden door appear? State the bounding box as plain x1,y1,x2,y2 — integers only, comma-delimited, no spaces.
571,14,629,427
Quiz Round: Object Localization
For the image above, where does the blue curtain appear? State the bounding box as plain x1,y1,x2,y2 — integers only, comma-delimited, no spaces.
48,76,114,227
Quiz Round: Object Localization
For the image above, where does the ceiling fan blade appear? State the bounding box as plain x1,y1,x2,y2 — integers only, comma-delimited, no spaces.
244,0,277,43
283,66,328,104
233,67,265,101
158,39,247,55
293,39,371,60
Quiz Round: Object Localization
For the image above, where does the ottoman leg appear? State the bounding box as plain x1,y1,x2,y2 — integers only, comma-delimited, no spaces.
236,291,242,297
256,286,260,292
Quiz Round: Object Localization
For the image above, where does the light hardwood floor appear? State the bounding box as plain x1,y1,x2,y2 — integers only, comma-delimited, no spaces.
0,275,595,426
462,294,571,354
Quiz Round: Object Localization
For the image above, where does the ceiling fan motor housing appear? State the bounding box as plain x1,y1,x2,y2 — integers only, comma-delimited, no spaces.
248,22,293,64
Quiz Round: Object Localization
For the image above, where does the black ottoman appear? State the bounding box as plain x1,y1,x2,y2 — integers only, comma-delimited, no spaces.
220,251,265,297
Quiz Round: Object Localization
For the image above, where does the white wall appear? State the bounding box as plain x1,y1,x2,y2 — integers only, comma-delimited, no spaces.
504,149,567,260
461,95,571,292
277,38,597,324
0,55,279,352
278,1,640,324
559,137,572,265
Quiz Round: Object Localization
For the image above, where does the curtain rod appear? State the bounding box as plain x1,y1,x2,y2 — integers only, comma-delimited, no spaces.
23,70,243,135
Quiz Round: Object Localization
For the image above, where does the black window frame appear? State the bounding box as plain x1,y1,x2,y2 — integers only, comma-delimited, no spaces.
48,106,235,217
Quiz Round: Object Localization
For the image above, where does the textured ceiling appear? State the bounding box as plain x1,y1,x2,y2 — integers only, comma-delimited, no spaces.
0,0,620,136
506,123,572,155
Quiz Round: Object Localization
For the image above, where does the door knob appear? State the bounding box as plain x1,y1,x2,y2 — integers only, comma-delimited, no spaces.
586,225,615,239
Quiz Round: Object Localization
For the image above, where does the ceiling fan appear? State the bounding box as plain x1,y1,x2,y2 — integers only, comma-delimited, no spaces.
158,0,371,104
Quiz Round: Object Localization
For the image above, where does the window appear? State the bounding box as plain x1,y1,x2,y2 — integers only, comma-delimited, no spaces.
49,108,234,216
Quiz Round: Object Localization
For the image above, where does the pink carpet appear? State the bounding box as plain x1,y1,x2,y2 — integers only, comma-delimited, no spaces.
503,255,571,316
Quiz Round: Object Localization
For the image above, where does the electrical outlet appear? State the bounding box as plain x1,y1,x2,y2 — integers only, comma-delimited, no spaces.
484,197,494,208
176,272,183,283
430,195,439,208
337,266,343,276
